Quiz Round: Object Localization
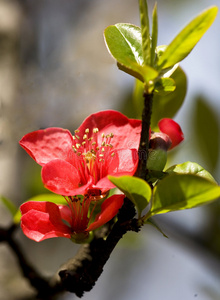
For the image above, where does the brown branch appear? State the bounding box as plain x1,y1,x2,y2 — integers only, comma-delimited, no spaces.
135,91,153,180
0,199,140,298
0,224,63,299
47,198,141,298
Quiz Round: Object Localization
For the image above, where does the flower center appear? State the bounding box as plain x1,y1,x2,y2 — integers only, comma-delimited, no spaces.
65,195,97,234
72,127,115,183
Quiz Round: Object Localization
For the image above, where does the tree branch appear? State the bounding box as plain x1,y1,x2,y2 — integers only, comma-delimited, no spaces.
135,91,153,180
0,224,61,299
50,197,141,298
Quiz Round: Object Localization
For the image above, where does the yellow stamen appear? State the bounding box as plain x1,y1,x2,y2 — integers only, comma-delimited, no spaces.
93,128,99,133
76,143,81,149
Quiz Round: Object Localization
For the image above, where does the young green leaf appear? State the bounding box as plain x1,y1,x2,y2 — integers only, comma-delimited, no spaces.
104,23,158,83
139,0,151,65
104,24,143,66
154,77,176,95
0,196,17,217
166,161,217,183
157,6,218,69
117,61,158,84
151,3,158,67
108,175,152,217
149,174,220,217
151,66,187,130
23,193,67,205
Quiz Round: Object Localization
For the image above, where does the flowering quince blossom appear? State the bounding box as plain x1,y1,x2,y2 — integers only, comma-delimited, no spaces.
20,194,125,242
19,110,142,197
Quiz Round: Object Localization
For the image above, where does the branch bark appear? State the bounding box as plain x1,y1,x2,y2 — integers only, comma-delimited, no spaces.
50,197,140,298
135,91,153,180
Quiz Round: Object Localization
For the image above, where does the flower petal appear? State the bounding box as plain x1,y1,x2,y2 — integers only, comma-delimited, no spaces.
20,201,72,242
77,110,141,149
158,118,184,149
95,149,139,192
87,194,125,231
19,128,74,166
58,205,72,225
41,159,93,196
107,149,139,174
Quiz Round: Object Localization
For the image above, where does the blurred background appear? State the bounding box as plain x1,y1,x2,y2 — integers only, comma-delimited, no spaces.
0,0,219,299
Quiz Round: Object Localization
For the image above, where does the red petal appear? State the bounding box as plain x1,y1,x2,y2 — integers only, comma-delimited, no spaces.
158,118,184,150
19,128,74,166
77,110,141,149
86,194,124,231
58,205,72,225
108,149,138,173
41,159,93,196
95,149,139,192
93,178,116,193
20,201,72,242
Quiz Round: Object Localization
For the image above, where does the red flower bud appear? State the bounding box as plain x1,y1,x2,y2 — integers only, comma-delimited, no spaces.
158,118,184,150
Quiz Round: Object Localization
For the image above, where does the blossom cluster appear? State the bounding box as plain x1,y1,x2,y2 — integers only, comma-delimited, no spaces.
19,110,183,242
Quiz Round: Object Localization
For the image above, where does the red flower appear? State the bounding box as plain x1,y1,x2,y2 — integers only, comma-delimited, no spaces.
19,111,141,196
20,194,125,242
158,118,184,150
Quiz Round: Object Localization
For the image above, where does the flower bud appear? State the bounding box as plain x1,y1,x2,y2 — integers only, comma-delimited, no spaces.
158,118,184,149
147,132,171,171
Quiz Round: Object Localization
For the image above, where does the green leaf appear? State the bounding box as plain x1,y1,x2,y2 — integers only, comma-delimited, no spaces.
104,24,142,67
151,66,187,130
139,0,151,65
151,3,158,67
0,196,17,217
108,175,152,216
146,170,167,184
193,97,220,173
166,161,217,183
13,193,67,224
132,66,186,125
132,78,144,119
24,193,67,205
117,61,158,84
154,77,176,95
157,6,218,69
104,23,158,83
149,174,220,216
147,149,167,172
